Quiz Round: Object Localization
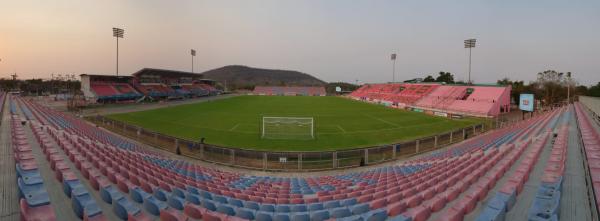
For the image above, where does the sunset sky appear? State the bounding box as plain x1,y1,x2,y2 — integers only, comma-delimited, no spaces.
1,0,599,85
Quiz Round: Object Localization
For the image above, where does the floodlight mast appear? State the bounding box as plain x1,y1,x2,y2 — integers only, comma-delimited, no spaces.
391,53,397,82
464,39,476,84
191,49,196,73
113,28,125,76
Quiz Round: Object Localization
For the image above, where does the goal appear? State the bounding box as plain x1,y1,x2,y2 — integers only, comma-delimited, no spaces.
261,117,314,140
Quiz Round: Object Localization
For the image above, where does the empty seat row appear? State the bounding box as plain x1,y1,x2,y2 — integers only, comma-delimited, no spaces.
475,124,555,221
10,111,58,221
574,102,600,214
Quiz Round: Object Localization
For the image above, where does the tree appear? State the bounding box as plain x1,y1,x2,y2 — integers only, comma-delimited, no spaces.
588,82,600,97
497,77,527,104
534,70,568,105
435,72,455,84
423,75,435,82
575,85,588,97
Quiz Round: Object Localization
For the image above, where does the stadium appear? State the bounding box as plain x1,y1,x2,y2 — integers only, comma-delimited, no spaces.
4,67,600,221
2,1,600,221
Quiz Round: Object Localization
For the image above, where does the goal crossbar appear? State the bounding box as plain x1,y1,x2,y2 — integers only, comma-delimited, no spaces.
261,116,314,140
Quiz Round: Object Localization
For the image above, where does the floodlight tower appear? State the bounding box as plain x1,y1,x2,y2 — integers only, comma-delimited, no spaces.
391,53,397,82
464,38,476,84
112,27,125,76
566,72,572,104
191,49,196,73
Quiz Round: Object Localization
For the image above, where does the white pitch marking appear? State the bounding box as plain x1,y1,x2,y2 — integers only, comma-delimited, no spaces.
336,125,347,133
363,114,400,127
229,123,241,131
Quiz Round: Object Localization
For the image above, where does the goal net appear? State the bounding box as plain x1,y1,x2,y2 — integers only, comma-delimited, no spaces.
261,117,314,140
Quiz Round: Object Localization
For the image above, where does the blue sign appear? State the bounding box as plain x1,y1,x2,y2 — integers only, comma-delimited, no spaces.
519,94,534,112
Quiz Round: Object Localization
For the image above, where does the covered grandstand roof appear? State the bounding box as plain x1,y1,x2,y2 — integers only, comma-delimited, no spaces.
131,68,204,78
79,74,134,80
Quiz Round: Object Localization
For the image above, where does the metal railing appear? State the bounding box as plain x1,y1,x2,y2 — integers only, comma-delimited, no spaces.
88,115,493,171
580,96,600,124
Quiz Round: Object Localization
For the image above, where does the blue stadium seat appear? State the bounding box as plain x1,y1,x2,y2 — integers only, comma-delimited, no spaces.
255,211,274,221
167,194,185,210
130,186,151,203
71,186,102,219
291,204,307,212
361,208,387,221
143,196,168,216
308,203,324,211
341,198,358,207
260,204,276,212
216,204,235,216
310,210,330,221
201,199,217,211
332,207,353,218
324,200,341,209
63,179,83,198
475,196,507,221
275,205,291,213
243,201,260,210
153,188,169,201
113,197,141,220
228,198,243,208
185,193,201,205
100,185,124,204
274,213,291,221
212,195,228,204
17,177,50,207
350,203,370,215
171,187,186,198
235,207,256,220
291,212,310,221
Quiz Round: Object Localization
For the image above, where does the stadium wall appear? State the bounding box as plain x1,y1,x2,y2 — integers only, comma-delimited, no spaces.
89,115,493,171
79,74,95,100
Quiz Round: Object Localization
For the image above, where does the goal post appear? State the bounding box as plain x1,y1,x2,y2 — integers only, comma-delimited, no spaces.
261,116,315,140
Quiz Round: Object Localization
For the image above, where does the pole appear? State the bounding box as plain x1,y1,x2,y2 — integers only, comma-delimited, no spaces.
392,59,396,82
567,82,571,104
468,47,472,84
116,37,119,76
191,55,194,73
566,75,571,104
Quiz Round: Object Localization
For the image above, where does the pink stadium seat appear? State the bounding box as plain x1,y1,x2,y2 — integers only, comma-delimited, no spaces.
160,208,189,221
20,198,57,221
402,205,431,221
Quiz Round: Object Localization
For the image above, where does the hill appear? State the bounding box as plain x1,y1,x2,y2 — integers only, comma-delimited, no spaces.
200,65,326,90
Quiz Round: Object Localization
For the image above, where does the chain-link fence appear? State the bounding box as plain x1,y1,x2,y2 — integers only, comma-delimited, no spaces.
89,115,491,171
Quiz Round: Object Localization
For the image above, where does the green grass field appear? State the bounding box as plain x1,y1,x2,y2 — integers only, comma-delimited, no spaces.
107,96,483,151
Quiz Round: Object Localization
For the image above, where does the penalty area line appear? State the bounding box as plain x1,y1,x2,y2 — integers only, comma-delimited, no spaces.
229,123,241,131
363,114,400,127
336,125,347,133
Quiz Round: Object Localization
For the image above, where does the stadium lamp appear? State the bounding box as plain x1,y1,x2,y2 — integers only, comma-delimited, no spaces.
113,27,125,76
191,49,196,73
464,38,476,84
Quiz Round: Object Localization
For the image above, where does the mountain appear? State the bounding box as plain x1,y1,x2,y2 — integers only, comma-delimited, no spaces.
200,65,326,90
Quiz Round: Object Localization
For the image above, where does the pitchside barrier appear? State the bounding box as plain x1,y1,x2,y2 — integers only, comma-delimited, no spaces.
90,115,499,171
580,96,600,124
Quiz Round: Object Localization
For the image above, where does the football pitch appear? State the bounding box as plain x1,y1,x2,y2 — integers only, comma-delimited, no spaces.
107,96,484,151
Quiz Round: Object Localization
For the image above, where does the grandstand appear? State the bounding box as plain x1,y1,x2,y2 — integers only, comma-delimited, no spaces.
80,68,221,103
349,83,511,117
80,75,143,103
252,86,326,96
3,88,600,221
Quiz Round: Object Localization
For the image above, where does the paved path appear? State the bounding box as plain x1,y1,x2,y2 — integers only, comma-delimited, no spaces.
560,107,593,220
0,96,19,221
